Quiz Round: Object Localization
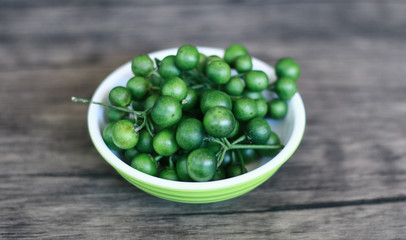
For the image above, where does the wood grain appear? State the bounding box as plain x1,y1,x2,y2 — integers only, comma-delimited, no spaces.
1,1,406,70
1,1,406,239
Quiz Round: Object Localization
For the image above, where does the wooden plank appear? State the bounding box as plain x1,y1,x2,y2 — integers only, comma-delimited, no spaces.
1,2,406,70
1,198,405,239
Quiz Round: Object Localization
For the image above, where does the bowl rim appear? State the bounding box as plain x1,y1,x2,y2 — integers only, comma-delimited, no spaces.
87,46,306,191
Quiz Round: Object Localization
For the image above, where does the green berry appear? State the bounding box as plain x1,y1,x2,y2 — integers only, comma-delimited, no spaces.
203,106,236,138
144,94,159,110
126,76,149,101
159,168,179,181
226,164,247,178
268,99,287,119
233,98,257,121
136,130,154,153
131,153,157,176
224,44,248,65
200,90,232,114
206,60,231,85
255,98,268,118
176,155,193,182
109,86,131,107
158,55,181,79
161,77,188,101
275,57,300,81
106,109,126,122
131,54,154,77
225,77,245,96
257,131,281,156
112,120,139,150
187,148,217,182
211,168,227,181
176,118,205,151
124,148,139,163
182,87,198,111
245,118,271,144
245,70,269,92
102,122,121,151
235,55,252,73
274,77,297,100
151,96,182,128
175,45,200,70
153,128,179,156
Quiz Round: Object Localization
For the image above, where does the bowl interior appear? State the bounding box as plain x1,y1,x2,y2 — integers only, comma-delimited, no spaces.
87,47,306,191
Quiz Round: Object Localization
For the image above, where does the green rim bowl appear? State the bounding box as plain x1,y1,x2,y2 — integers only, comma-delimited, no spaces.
87,47,306,203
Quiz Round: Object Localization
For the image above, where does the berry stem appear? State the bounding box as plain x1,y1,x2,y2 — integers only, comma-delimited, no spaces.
186,69,213,88
232,73,246,79
190,84,206,90
149,85,160,91
154,58,162,67
231,150,237,164
222,138,232,148
231,135,246,145
230,144,284,150
237,150,245,172
208,137,228,149
145,118,155,137
217,148,228,168
230,96,242,101
71,96,145,117
168,155,174,170
133,113,148,132
150,71,162,79
147,71,164,85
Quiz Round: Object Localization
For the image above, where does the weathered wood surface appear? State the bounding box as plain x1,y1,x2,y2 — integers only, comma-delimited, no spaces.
1,1,406,239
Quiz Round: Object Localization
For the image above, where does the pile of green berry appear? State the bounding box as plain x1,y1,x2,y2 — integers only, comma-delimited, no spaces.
73,44,300,182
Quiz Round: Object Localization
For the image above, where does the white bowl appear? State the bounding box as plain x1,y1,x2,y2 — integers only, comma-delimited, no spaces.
87,47,306,203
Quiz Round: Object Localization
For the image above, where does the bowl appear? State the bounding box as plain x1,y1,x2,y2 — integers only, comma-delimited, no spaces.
87,47,306,203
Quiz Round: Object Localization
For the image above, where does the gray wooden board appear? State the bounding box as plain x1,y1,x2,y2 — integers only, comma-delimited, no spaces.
1,0,406,239
1,1,406,70
2,199,405,239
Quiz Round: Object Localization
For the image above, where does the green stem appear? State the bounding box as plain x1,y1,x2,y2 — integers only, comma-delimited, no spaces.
133,114,147,132
236,149,244,164
220,138,226,145
71,96,143,116
237,150,245,172
149,85,160,91
183,73,202,87
154,155,164,162
186,69,213,88
187,69,204,80
190,84,206,90
217,148,228,168
231,73,246,79
209,137,228,149
231,135,246,145
145,118,154,137
148,71,164,85
230,144,284,150
150,71,162,79
168,156,174,170
154,58,162,67
222,138,232,148
230,96,242,101
231,150,237,164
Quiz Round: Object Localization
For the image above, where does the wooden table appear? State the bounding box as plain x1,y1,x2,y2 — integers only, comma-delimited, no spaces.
1,1,405,239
